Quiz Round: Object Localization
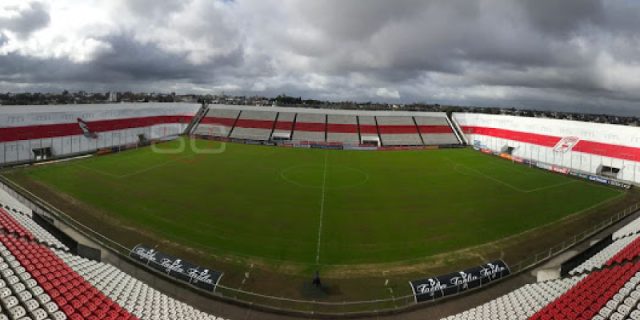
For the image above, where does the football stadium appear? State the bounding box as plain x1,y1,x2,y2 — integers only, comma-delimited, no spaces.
0,102,639,319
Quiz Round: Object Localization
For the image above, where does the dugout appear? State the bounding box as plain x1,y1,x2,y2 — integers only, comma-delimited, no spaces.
32,147,53,161
271,132,291,141
361,136,381,147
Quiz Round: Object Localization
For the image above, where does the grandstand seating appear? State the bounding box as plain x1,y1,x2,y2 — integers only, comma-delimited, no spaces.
442,275,585,320
326,115,359,144
357,116,380,142
0,190,31,216
195,109,240,138
570,235,640,275
0,208,34,242
414,116,460,145
190,106,463,146
444,263,640,320
0,229,224,320
375,116,423,146
594,271,640,320
606,236,640,266
0,207,67,250
0,191,225,320
229,110,276,141
292,113,326,142
0,237,67,320
55,250,220,320
531,263,640,320
0,234,136,320
271,112,295,140
614,217,640,241
445,212,640,320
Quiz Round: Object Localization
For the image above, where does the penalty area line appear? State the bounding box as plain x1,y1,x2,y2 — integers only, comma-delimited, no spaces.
315,152,328,265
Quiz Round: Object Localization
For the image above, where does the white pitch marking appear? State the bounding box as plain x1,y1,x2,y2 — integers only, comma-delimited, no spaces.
315,152,329,264
74,154,196,179
453,162,577,193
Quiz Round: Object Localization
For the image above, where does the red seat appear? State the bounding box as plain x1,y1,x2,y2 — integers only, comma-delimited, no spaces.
530,263,640,319
0,233,136,320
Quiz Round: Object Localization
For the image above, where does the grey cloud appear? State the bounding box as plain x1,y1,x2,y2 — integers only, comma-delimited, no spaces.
521,0,604,36
252,1,638,108
0,2,50,37
90,35,220,82
0,53,85,84
296,0,430,42
125,0,187,21
0,33,241,86
603,2,640,35
2,0,640,116
119,0,243,65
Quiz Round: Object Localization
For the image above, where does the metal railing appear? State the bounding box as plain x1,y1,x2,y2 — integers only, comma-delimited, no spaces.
508,202,640,274
0,174,638,316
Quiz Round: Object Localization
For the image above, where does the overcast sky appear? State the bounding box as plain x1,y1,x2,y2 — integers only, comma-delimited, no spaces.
1,0,640,115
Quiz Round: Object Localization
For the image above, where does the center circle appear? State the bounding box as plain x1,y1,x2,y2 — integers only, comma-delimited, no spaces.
280,165,369,189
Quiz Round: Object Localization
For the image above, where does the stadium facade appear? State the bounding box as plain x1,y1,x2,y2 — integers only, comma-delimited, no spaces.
1,102,640,319
1,103,638,185
0,103,197,164
455,113,640,185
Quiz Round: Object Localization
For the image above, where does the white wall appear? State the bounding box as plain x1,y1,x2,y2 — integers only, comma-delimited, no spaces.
0,103,198,127
453,113,640,184
0,103,198,165
454,113,640,148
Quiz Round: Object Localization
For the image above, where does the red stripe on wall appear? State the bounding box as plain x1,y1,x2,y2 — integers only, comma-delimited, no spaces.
295,122,326,132
0,115,192,142
463,125,640,162
573,140,640,162
200,116,235,127
234,119,274,129
378,125,418,134
417,125,454,134
0,123,80,142
89,115,191,131
274,121,294,130
359,124,378,134
327,123,358,133
462,126,560,147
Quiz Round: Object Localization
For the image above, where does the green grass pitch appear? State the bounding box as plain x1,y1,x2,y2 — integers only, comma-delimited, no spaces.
6,138,623,266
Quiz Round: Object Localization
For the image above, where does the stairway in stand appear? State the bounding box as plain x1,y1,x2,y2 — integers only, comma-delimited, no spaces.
184,103,210,135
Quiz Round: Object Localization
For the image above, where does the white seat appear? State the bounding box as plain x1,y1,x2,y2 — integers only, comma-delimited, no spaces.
9,305,26,319
4,295,19,308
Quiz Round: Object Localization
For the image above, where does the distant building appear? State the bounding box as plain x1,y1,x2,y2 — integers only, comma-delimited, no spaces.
108,92,119,102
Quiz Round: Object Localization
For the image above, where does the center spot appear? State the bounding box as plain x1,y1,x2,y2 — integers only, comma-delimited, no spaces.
280,165,369,189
